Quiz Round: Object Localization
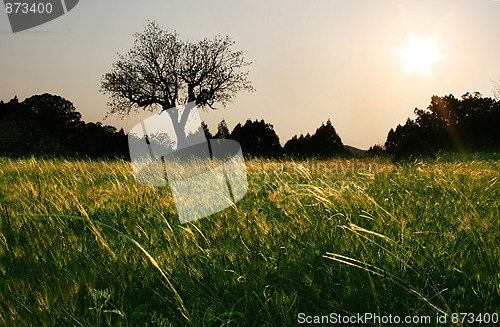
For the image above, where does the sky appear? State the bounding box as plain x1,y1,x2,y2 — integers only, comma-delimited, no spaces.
1,0,500,149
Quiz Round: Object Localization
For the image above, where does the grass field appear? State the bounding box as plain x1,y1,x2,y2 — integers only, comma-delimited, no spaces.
0,156,499,326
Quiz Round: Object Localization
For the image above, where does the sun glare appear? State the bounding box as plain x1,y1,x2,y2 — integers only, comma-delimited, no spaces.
399,35,442,76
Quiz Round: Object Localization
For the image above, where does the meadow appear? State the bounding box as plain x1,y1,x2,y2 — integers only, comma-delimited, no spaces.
0,156,498,326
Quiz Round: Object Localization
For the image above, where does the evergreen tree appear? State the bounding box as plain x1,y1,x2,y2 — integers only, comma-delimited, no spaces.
215,119,230,139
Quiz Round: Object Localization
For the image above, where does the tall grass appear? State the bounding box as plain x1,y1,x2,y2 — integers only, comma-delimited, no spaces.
0,156,498,325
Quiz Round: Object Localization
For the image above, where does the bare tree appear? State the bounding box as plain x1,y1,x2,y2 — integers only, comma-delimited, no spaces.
493,75,500,101
100,21,254,145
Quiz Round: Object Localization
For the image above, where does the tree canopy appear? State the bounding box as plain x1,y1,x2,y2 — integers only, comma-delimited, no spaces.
384,92,500,159
230,119,282,157
284,119,350,158
101,21,254,147
0,94,127,158
214,119,230,139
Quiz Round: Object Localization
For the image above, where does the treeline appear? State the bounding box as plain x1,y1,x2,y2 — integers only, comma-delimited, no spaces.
202,118,351,158
204,119,352,158
367,92,500,159
0,93,351,159
0,94,128,158
2,92,499,160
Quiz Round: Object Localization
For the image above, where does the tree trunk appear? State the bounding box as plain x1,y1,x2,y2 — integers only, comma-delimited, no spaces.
164,102,195,149
165,107,186,149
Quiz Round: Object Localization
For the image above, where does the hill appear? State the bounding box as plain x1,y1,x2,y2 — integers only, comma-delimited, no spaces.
345,145,366,157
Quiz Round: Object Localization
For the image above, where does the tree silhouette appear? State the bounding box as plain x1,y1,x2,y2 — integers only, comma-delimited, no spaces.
214,119,230,139
0,94,128,158
384,92,500,158
0,96,38,156
366,144,385,157
23,93,81,130
200,121,212,139
230,119,281,157
310,119,348,157
284,119,349,157
100,21,254,147
284,133,312,156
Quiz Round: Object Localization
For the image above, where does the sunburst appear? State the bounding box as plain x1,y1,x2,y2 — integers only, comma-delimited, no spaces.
399,35,442,76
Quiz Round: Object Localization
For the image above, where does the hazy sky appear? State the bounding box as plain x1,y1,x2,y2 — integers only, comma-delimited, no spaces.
1,0,499,149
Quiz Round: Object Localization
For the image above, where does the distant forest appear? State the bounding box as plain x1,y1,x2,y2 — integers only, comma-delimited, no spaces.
368,92,500,159
0,92,499,160
0,94,128,159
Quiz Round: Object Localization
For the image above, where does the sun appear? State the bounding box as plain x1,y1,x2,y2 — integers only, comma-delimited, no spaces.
398,35,442,76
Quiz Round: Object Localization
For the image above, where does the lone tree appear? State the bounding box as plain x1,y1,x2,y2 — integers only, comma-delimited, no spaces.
100,21,254,145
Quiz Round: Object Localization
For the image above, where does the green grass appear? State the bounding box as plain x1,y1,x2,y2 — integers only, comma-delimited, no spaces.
0,156,498,326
